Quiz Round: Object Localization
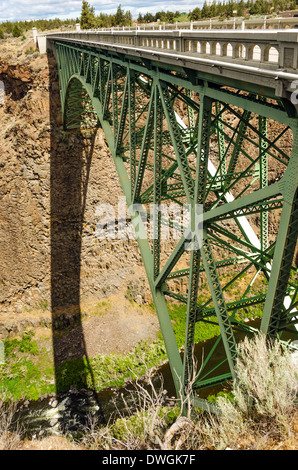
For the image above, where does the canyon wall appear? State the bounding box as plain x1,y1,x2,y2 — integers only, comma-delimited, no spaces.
0,37,150,332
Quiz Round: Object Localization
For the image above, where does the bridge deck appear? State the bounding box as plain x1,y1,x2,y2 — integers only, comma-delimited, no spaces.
40,29,298,99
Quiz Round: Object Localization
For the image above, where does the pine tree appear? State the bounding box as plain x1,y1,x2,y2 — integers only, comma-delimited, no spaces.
12,23,23,37
189,7,201,20
80,0,96,30
124,11,132,26
237,0,245,16
115,4,125,26
201,2,211,18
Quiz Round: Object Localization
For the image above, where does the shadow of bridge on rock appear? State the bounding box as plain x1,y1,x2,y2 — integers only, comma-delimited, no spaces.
48,53,106,431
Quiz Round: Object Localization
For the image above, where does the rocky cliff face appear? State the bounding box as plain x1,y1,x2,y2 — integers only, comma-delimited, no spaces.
0,36,148,333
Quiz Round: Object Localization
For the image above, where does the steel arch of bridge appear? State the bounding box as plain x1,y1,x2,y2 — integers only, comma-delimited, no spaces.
53,38,298,412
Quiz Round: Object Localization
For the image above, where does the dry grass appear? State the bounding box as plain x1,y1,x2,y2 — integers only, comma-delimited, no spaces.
21,436,83,450
81,372,176,450
0,399,23,450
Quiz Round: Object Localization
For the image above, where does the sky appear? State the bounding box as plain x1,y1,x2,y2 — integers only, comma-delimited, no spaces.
0,0,207,23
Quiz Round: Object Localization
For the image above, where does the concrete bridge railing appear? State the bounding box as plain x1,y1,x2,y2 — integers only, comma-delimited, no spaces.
38,29,298,72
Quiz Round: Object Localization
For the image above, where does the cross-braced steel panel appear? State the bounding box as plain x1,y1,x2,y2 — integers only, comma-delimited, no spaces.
54,39,298,412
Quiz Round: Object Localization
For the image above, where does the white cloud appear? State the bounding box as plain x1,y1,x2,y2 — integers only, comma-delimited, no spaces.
0,0,205,22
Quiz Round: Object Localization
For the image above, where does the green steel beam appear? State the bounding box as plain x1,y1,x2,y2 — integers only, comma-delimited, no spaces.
52,39,298,412
182,94,212,390
153,83,163,280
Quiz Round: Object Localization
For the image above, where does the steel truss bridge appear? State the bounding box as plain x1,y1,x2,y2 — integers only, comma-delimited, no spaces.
41,28,298,411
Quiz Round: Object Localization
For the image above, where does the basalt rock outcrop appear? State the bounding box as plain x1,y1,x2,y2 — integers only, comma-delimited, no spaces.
0,37,149,332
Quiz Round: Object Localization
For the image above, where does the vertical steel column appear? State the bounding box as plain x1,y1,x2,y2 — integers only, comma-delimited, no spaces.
261,123,298,336
261,193,298,336
182,95,212,390
201,236,238,378
111,63,119,147
116,74,129,156
153,84,163,280
226,109,251,188
215,101,226,177
159,82,194,203
186,88,195,140
129,69,137,199
132,91,155,203
259,100,269,252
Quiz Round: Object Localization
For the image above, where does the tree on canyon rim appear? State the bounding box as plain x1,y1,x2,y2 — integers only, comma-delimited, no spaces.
80,0,96,29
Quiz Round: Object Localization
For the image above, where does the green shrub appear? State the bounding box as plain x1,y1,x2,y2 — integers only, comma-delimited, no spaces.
12,24,23,38
201,333,298,449
233,333,298,418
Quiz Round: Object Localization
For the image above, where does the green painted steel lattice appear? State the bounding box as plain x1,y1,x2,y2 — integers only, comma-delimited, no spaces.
54,39,298,412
